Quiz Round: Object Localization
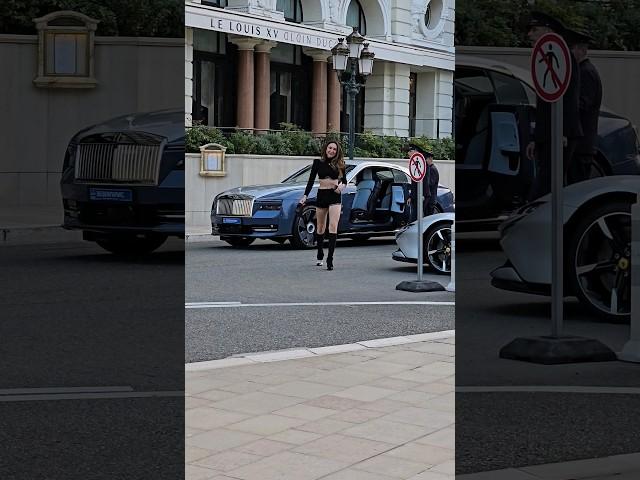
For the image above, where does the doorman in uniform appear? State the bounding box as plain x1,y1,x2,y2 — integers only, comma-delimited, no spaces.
565,28,603,184
526,11,583,201
407,143,439,218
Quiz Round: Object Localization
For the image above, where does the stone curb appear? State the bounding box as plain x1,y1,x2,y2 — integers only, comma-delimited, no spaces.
457,452,640,479
185,232,216,243
0,225,82,245
185,330,455,371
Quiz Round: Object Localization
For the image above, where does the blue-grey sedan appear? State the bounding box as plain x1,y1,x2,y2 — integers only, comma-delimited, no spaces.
211,160,455,248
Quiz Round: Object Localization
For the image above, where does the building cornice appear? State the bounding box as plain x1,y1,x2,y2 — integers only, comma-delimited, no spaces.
185,3,454,71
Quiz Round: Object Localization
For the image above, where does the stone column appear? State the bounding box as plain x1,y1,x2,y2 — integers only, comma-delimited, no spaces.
229,36,262,130
254,41,278,133
364,61,411,137
326,57,341,133
304,49,330,135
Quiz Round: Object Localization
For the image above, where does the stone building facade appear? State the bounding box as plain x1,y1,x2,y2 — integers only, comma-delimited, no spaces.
185,0,454,138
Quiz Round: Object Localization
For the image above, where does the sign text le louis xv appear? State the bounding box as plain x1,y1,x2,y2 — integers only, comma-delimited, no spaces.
211,18,336,49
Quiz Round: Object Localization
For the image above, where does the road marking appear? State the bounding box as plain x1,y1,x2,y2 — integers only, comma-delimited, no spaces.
0,386,183,402
185,302,242,307
0,386,133,395
457,386,640,395
185,300,455,309
186,330,455,371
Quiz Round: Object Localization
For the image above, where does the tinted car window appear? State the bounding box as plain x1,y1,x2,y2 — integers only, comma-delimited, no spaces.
455,68,496,166
283,164,356,183
375,169,394,182
489,71,530,105
393,168,410,183
455,68,494,95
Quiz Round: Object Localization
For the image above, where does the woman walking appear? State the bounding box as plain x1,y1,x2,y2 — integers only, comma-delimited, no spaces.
299,140,346,270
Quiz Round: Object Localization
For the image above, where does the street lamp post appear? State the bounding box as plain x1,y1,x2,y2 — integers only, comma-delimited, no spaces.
331,27,375,160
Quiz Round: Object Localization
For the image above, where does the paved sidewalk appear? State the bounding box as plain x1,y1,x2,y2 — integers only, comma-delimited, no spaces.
186,336,455,480
458,452,640,479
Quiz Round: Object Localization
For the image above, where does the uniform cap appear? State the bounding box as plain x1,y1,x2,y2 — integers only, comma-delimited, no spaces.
528,11,567,33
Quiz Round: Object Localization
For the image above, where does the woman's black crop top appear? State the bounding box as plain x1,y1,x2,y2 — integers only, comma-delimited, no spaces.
304,159,346,196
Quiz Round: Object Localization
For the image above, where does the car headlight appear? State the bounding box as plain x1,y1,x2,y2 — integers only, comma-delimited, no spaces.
395,223,411,238
515,200,545,216
64,142,78,170
254,201,282,211
499,200,545,234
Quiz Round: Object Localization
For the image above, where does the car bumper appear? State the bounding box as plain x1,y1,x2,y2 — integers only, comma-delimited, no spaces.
61,182,184,236
490,262,550,296
392,248,417,264
211,212,289,238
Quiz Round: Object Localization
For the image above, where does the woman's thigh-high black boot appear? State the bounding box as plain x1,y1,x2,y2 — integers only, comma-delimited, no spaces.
315,232,325,265
326,233,337,270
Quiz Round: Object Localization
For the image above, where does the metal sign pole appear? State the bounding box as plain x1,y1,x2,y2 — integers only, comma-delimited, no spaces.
499,32,616,363
417,179,423,281
446,222,455,292
551,99,563,338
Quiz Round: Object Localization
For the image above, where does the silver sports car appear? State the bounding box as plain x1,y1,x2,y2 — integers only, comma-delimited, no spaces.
491,176,640,322
392,212,454,275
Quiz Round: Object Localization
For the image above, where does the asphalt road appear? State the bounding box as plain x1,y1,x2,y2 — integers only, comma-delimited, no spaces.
185,237,455,362
0,236,184,479
455,237,640,474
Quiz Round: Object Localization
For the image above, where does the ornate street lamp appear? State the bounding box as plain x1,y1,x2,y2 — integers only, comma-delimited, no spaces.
331,27,375,160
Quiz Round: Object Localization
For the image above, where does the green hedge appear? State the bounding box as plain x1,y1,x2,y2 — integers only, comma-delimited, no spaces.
186,124,455,160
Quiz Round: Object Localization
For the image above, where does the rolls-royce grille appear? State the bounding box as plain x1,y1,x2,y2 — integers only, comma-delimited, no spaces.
75,141,163,185
216,198,253,216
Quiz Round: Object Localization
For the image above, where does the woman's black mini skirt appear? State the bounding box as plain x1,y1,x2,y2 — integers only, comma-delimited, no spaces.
316,188,342,208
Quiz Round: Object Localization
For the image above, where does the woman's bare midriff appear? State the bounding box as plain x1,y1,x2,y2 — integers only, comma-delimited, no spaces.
319,178,339,189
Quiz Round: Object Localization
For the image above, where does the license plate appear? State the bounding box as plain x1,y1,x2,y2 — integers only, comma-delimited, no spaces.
222,217,241,224
89,188,133,202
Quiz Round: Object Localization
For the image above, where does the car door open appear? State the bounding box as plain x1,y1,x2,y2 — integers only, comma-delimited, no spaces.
486,104,536,206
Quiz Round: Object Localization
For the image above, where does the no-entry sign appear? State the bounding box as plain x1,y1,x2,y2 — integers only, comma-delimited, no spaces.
409,152,426,182
531,32,571,103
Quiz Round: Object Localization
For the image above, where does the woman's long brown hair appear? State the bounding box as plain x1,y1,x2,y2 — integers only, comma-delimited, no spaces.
321,140,345,177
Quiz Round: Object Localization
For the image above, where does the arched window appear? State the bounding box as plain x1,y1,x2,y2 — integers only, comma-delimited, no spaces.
346,0,367,35
277,0,303,23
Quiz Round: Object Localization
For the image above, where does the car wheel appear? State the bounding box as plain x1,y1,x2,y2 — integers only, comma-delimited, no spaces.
568,201,631,323
425,222,453,274
291,205,316,249
96,234,167,256
223,237,255,247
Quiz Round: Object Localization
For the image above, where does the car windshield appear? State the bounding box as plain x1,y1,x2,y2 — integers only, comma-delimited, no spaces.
282,164,357,184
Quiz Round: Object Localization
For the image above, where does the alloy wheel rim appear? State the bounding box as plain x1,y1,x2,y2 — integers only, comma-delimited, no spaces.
427,226,452,273
575,212,631,316
297,208,317,247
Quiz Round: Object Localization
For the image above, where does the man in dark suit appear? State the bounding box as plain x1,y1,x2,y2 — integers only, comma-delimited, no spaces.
526,11,583,200
565,28,603,184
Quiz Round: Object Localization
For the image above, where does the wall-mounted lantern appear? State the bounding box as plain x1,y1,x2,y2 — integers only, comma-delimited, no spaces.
33,11,99,89
199,143,227,177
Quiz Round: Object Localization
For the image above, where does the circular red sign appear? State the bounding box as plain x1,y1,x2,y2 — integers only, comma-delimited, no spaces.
408,152,426,182
530,33,572,103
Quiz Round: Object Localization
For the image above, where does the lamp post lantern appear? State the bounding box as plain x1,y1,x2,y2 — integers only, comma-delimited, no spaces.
331,27,375,160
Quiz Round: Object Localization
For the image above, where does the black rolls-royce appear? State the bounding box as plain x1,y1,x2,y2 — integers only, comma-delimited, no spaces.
60,109,184,255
